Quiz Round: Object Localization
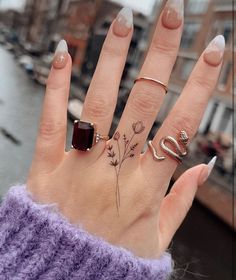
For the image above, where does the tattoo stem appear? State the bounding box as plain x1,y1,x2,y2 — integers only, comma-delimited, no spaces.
123,133,135,157
115,167,120,215
116,140,121,207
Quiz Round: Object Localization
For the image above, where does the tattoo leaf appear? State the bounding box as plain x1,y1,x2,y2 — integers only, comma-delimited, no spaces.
130,143,138,150
113,131,120,141
110,159,119,167
107,145,113,151
108,151,116,158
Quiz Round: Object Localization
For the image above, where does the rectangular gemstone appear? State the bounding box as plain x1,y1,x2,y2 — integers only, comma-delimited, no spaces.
72,121,94,151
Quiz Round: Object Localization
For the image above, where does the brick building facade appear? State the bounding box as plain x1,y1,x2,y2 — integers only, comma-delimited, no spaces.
157,0,234,142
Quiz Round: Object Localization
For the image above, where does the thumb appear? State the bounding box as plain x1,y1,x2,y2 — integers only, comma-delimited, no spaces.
158,156,217,252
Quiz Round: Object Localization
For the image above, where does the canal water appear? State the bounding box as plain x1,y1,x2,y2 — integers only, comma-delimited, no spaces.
0,46,233,279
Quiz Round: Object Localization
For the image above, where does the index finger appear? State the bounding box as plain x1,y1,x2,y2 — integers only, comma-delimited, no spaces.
33,40,72,171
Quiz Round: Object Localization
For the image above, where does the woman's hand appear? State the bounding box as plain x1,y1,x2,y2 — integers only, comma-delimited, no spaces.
26,0,224,259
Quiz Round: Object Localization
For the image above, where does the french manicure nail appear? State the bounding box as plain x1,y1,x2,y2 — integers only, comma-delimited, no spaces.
162,0,183,29
204,35,225,66
113,7,133,37
52,39,69,69
207,156,217,176
200,156,217,185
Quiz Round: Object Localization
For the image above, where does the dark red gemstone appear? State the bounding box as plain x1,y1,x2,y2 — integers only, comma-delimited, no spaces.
72,121,94,151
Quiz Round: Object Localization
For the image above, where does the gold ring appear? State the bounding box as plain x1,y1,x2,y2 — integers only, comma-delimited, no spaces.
134,77,168,94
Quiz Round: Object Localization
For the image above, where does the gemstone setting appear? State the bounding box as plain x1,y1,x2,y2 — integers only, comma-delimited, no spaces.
72,120,95,151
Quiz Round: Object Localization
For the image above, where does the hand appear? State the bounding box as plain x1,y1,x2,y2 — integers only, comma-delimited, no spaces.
26,1,224,259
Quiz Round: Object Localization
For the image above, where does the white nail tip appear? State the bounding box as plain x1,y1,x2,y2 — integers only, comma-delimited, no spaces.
117,7,133,28
166,0,184,17
207,156,217,176
55,39,68,54
208,35,225,52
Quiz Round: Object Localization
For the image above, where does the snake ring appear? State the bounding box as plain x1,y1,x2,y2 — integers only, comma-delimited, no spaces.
148,130,189,163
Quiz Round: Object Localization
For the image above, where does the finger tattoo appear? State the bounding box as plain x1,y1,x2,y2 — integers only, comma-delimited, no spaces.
107,121,145,215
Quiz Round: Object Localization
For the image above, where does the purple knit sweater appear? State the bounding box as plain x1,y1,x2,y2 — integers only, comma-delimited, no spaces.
0,184,173,279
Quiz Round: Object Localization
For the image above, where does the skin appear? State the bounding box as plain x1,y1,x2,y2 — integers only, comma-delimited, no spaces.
26,2,224,259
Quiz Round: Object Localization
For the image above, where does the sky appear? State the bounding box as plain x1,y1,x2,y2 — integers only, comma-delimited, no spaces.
0,0,157,15
111,0,158,16
0,0,26,11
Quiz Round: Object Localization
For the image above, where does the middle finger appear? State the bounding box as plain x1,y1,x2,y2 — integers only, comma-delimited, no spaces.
112,0,184,170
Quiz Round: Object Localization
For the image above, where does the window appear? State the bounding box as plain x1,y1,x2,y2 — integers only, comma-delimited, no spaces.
60,0,70,14
218,62,232,89
222,20,232,43
212,20,232,44
187,0,209,14
181,22,201,49
219,107,233,133
180,58,195,80
234,73,236,94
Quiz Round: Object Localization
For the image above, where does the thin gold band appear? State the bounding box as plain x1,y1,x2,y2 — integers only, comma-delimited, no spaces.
134,77,168,94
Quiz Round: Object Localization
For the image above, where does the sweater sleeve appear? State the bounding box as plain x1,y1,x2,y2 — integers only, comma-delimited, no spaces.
0,184,173,280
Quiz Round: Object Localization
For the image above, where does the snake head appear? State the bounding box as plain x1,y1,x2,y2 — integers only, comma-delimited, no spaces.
179,130,189,145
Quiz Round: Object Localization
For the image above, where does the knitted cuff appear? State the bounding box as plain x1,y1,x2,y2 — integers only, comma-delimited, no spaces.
0,184,173,280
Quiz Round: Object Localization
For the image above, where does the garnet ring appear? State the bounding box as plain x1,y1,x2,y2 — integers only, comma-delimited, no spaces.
71,120,109,151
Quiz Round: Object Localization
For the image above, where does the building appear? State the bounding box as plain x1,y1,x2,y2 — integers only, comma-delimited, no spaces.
80,0,152,84
0,9,24,42
19,0,62,51
21,0,101,71
60,0,99,73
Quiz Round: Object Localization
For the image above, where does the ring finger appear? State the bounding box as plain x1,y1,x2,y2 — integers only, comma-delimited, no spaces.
142,35,225,194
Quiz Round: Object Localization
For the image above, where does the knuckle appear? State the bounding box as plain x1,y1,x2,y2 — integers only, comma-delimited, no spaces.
188,76,215,93
172,191,192,215
181,195,193,213
39,121,65,141
165,112,196,139
85,98,111,119
102,43,123,58
46,77,69,92
47,84,68,92
150,40,177,58
130,89,161,118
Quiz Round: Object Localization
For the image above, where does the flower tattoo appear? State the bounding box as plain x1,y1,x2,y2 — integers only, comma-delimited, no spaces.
132,121,145,134
107,121,145,214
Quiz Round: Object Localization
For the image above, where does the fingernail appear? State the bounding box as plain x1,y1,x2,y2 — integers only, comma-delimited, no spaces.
199,156,217,185
162,0,183,29
203,35,225,66
52,39,69,69
113,7,133,37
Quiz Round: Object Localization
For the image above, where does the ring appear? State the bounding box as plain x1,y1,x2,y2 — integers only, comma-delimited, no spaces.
148,130,189,163
134,77,168,94
71,120,109,151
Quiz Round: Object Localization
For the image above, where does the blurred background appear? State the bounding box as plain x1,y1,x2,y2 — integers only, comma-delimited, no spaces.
0,0,234,279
